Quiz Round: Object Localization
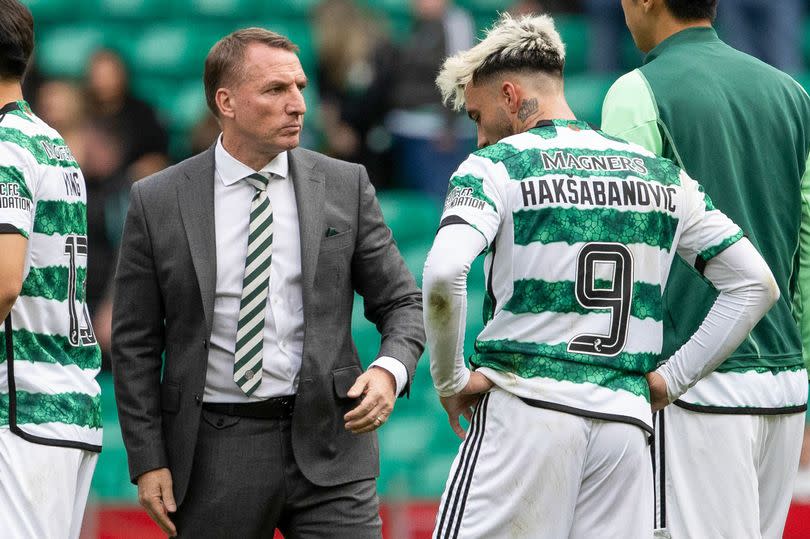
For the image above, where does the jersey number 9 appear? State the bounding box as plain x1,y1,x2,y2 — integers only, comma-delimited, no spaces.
567,243,633,357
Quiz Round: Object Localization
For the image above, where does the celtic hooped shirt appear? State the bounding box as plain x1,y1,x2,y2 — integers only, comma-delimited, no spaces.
440,120,742,432
0,101,102,451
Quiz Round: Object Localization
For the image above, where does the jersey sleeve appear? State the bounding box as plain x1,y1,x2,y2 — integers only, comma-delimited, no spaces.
438,153,504,246
0,142,36,238
601,70,664,156
675,170,744,268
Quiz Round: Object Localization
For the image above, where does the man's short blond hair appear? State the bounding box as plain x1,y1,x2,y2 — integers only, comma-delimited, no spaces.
436,13,566,111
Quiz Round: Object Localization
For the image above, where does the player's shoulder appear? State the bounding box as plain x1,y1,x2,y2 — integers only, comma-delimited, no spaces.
1,111,75,169
0,112,40,171
605,69,648,100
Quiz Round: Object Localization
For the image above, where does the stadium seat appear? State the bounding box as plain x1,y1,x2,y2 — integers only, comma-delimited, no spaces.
557,15,589,75
260,0,321,17
360,0,412,17
456,0,511,14
378,416,433,461
177,0,260,19
80,0,168,20
130,23,222,77
36,24,127,78
152,79,208,134
22,0,75,23
564,74,617,126
376,190,442,247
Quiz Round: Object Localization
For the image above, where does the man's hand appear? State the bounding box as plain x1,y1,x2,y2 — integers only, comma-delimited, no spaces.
137,467,177,537
647,372,670,413
344,366,397,433
440,371,494,440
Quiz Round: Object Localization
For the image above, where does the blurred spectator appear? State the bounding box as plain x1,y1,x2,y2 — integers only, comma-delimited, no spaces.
387,0,476,200
85,49,170,170
511,0,581,15
314,0,397,188
77,121,126,367
34,79,87,162
582,0,627,72
717,0,804,72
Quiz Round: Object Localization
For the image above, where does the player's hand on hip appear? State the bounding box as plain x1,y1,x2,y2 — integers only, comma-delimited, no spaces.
344,366,396,434
441,371,494,440
460,371,494,395
137,467,177,537
646,372,669,412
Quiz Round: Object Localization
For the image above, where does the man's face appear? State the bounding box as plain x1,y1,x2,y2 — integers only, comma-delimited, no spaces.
463,80,515,149
621,0,655,53
224,44,307,158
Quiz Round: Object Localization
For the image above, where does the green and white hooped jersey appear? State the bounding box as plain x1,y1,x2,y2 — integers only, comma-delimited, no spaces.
441,120,743,432
0,101,101,452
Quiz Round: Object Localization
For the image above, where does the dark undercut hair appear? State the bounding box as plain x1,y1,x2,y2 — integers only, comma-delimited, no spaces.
0,0,34,81
204,27,299,116
663,0,718,22
472,41,564,86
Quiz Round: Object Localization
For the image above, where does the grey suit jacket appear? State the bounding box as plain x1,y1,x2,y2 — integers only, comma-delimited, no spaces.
111,145,424,505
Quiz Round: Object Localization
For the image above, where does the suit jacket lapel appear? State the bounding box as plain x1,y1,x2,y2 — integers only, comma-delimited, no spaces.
177,146,217,336
289,148,325,304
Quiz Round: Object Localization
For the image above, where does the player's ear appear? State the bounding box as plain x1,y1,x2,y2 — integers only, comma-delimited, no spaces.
216,87,235,119
501,81,520,114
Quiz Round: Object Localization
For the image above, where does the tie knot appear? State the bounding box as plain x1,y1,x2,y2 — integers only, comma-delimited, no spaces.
245,172,270,191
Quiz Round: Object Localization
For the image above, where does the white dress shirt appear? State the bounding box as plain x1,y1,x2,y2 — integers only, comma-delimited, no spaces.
205,137,406,402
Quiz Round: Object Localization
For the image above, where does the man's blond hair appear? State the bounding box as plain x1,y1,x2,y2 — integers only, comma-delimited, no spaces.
436,13,565,111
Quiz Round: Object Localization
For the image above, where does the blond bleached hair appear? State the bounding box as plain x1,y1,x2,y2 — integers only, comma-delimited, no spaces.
436,13,566,111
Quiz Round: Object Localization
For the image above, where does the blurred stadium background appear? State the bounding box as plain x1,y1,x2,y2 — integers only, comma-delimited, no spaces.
16,0,810,536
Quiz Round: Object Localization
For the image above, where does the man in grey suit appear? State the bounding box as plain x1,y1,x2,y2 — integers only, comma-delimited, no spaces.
111,28,424,538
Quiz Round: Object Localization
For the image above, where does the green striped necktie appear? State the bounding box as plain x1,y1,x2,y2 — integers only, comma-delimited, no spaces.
233,172,273,395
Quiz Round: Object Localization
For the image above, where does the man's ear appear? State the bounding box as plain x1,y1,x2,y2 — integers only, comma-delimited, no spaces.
501,81,521,114
641,0,656,14
216,87,235,119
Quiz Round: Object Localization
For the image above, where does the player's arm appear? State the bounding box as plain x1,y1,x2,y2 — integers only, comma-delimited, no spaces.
793,151,810,370
651,238,778,409
0,155,34,322
423,224,493,438
0,233,26,321
423,224,487,396
601,70,664,155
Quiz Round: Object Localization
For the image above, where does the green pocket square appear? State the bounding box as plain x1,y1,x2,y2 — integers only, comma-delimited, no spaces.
326,227,339,237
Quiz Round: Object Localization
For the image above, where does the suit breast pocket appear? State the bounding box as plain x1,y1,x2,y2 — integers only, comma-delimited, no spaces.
320,230,352,253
